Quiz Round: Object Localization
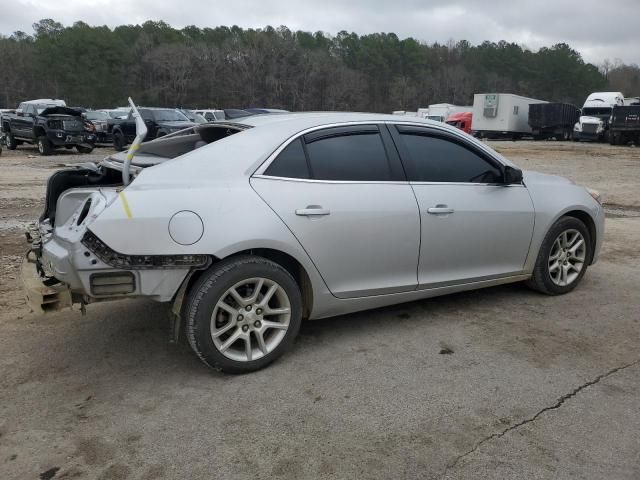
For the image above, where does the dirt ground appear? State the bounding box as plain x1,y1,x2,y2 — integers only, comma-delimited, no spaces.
0,141,639,479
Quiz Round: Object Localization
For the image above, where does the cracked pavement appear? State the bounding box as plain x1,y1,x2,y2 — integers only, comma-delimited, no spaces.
1,142,640,479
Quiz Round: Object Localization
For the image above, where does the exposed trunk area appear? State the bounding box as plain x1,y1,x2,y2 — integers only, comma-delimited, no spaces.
41,168,123,226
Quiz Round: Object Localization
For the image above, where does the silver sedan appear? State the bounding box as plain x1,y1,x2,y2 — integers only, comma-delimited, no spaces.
24,113,604,373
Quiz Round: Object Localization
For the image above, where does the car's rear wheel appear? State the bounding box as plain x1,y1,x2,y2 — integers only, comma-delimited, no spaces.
526,216,591,295
185,255,302,373
37,136,53,156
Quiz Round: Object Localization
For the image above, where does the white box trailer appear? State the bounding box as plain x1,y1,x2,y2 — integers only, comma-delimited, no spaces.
471,93,547,138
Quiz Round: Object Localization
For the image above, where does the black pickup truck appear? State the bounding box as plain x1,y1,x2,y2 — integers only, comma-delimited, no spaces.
111,107,196,151
609,105,640,146
1,100,96,155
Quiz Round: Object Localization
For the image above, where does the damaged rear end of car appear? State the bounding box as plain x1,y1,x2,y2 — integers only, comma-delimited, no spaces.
22,101,247,315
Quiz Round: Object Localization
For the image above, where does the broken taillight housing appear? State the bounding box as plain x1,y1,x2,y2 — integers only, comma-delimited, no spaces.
82,230,208,270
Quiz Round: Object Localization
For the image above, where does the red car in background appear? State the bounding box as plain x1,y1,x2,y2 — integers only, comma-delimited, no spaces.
446,111,473,134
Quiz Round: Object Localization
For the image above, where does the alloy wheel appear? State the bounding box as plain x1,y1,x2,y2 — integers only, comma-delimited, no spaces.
210,277,291,362
548,229,586,286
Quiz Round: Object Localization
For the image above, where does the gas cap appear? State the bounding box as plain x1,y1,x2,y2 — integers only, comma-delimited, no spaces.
168,211,204,245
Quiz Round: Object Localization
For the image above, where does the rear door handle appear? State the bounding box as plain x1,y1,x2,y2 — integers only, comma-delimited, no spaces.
295,206,331,216
427,205,454,215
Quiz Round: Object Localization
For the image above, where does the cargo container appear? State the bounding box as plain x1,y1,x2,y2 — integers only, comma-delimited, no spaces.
445,111,473,134
471,93,547,139
528,103,580,141
609,105,640,145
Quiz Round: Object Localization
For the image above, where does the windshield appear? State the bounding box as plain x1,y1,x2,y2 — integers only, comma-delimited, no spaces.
152,109,190,122
85,111,109,120
108,110,128,118
36,104,60,114
582,107,612,117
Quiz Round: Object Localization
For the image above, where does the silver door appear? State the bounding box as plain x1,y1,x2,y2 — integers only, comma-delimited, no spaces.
390,125,535,288
252,125,420,299
253,178,420,298
411,183,534,287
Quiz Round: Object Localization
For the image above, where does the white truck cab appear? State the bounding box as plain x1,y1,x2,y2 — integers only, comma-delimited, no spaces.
574,92,624,142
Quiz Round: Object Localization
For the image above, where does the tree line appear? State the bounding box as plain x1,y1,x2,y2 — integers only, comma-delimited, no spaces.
0,19,638,111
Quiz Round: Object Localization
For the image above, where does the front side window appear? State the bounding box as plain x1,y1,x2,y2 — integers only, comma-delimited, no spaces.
397,131,502,183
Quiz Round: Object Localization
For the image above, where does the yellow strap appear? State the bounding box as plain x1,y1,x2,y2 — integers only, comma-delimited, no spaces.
119,191,133,219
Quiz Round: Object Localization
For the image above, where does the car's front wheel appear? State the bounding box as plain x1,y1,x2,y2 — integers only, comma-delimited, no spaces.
527,216,591,295
37,136,53,156
76,144,94,154
185,255,302,373
112,131,126,151
5,132,17,150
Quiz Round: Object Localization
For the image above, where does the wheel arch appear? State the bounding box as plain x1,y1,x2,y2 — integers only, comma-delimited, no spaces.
34,125,46,137
562,209,598,264
171,247,315,343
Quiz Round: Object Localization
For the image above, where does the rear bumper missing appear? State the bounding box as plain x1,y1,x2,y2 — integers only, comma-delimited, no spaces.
21,250,73,313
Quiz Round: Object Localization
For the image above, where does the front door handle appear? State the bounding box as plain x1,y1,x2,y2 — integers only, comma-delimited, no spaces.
427,205,454,215
295,206,331,216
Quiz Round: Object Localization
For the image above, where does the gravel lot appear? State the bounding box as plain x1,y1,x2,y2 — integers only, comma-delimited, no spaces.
0,141,639,479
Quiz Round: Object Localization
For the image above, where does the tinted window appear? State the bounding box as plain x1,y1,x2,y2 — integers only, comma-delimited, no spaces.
264,138,310,179
399,133,502,183
306,133,391,181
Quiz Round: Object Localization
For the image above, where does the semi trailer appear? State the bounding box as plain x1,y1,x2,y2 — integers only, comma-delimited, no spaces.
528,103,580,141
471,93,547,139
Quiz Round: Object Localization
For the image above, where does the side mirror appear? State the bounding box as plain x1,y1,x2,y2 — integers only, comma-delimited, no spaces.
16,109,23,116
503,165,523,185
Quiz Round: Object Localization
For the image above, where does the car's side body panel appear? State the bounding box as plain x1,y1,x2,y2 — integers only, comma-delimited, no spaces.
410,183,535,286
251,177,421,298
521,171,604,269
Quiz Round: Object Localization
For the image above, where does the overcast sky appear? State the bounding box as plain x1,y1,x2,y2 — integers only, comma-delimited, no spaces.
2,0,639,65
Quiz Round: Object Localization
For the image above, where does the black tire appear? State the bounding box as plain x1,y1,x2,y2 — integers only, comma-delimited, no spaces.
526,216,592,295
5,132,17,150
113,131,126,151
37,136,53,156
185,255,303,373
76,144,94,154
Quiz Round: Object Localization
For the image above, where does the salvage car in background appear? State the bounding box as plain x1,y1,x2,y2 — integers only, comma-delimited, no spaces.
23,112,604,373
83,110,113,144
111,107,196,151
1,99,96,155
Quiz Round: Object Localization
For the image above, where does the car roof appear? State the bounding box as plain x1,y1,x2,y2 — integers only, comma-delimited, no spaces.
232,111,446,131
135,111,515,186
22,99,66,105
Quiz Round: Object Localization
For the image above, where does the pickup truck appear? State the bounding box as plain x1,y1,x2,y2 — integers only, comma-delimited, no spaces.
1,99,96,155
111,107,196,151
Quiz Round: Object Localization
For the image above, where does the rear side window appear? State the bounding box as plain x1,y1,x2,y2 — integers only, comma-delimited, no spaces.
398,133,502,183
264,138,310,179
306,132,391,181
